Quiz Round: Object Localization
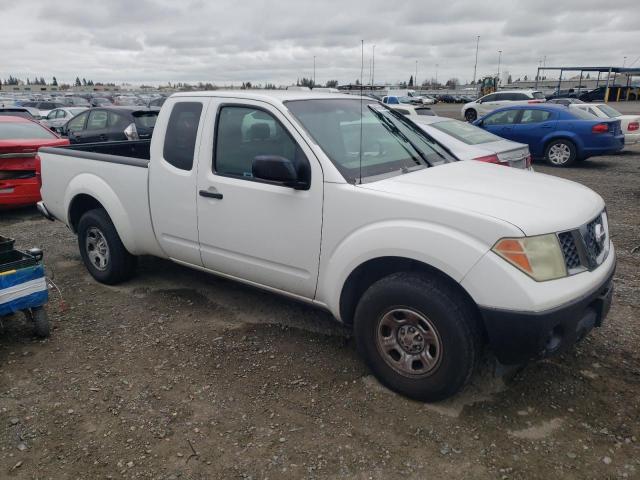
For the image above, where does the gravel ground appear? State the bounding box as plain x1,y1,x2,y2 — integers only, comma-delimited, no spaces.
1,148,639,479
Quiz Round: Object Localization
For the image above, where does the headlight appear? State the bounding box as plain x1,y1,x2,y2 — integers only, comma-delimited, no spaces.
492,234,567,281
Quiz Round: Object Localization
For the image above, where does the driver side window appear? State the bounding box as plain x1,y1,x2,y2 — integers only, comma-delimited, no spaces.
214,106,307,182
67,112,88,130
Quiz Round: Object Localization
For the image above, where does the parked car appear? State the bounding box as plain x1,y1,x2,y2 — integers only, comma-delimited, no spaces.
40,107,89,133
90,97,113,107
474,104,624,167
407,92,436,105
462,90,546,122
437,94,457,103
382,95,420,105
39,92,615,401
21,101,65,117
546,89,581,100
60,97,91,108
579,86,638,102
60,107,158,144
568,103,640,146
387,104,437,118
0,107,41,120
148,96,167,108
0,116,69,208
414,116,532,169
547,98,585,106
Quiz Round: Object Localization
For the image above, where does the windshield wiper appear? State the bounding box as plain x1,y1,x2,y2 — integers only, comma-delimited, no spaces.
367,105,430,167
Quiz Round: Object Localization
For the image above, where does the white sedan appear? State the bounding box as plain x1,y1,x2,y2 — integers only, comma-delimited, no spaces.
569,103,640,146
414,116,532,169
40,107,88,133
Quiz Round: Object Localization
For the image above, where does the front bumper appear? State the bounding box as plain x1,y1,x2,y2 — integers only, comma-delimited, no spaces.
480,266,615,365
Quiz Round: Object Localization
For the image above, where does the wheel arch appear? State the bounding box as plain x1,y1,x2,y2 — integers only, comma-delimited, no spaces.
338,256,483,334
543,132,583,156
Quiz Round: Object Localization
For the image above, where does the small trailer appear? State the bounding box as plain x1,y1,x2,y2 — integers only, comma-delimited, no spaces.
0,235,50,337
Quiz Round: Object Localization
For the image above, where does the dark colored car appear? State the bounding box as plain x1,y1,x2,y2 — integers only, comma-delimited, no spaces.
474,104,624,167
60,97,91,107
579,86,637,102
21,101,65,112
90,97,113,107
60,107,159,144
0,116,69,208
437,94,456,103
0,107,38,120
546,89,581,100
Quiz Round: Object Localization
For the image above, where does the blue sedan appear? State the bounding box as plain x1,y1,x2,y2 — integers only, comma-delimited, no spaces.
473,104,624,167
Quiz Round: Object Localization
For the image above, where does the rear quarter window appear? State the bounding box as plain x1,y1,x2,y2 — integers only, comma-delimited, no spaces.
162,102,203,171
134,112,158,129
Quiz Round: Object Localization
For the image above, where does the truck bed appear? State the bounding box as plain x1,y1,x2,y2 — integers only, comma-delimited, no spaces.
38,140,164,258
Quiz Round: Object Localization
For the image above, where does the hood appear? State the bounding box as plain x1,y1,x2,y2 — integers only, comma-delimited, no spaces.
361,161,604,236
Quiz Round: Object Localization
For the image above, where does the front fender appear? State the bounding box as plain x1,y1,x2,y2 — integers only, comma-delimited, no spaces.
64,173,140,255
317,219,508,319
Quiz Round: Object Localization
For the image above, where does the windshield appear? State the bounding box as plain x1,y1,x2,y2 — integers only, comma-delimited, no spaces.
133,112,158,129
286,99,456,183
598,105,622,118
430,119,502,145
0,121,57,140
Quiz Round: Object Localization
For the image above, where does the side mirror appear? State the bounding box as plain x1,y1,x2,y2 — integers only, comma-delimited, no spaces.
252,155,309,190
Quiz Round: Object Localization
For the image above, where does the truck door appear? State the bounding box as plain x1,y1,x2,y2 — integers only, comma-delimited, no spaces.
195,99,323,298
148,98,209,266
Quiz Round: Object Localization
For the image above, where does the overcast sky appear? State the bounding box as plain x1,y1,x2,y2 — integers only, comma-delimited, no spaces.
1,0,638,87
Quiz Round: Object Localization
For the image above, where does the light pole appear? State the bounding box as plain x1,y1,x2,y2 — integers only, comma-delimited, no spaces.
497,50,502,81
372,45,375,87
313,56,316,87
623,56,627,68
472,35,480,84
415,60,418,89
435,63,439,88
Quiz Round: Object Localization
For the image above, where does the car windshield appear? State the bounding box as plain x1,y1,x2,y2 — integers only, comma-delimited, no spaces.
598,105,622,118
532,92,546,99
430,119,502,145
286,99,456,183
0,121,57,140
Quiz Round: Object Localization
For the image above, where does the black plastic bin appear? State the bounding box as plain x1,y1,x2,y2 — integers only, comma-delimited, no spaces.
0,235,15,254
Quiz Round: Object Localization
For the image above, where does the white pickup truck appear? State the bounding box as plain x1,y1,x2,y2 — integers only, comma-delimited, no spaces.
38,91,615,401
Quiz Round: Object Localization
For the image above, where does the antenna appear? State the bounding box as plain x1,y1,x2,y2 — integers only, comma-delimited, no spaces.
359,39,364,185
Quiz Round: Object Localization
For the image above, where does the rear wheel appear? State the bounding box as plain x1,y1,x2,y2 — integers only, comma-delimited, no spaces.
353,272,481,402
77,208,137,284
545,139,577,167
464,109,477,122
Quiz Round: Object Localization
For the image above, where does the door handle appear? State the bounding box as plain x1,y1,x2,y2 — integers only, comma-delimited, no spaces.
199,189,223,199
99,134,108,140
541,124,552,129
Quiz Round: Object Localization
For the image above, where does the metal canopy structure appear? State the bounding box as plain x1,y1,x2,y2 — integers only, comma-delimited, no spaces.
535,66,640,101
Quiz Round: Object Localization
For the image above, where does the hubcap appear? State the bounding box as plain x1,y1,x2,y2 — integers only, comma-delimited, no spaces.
85,227,110,271
376,308,442,377
548,143,571,164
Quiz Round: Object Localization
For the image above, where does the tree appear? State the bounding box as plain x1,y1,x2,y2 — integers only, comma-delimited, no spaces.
408,75,414,87
75,77,81,87
586,73,591,79
507,74,513,84
52,76,58,86
445,77,459,87
326,79,338,88
82,78,87,86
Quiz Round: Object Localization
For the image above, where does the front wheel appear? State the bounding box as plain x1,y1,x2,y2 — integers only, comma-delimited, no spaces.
77,208,137,284
353,272,481,402
464,109,477,122
545,139,577,167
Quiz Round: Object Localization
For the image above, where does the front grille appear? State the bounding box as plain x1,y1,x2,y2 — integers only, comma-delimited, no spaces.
557,211,609,274
558,232,581,270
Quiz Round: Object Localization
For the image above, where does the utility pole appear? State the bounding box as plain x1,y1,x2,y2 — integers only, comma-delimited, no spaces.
472,35,480,84
372,45,375,87
415,60,418,89
313,56,316,87
497,50,502,81
435,63,439,88
623,56,627,68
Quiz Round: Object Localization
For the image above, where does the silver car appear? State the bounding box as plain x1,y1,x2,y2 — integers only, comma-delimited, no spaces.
40,107,88,133
414,116,532,169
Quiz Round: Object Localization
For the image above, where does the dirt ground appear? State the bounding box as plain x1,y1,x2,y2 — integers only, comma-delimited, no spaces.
1,148,639,479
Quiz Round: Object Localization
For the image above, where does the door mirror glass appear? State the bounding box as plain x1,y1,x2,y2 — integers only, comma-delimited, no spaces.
252,155,307,189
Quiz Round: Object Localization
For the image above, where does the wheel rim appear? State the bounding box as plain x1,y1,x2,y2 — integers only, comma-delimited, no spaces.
375,308,443,378
85,227,110,271
547,143,571,164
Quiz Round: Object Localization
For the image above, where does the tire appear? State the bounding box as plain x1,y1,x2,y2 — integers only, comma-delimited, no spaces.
464,109,477,122
544,139,577,167
77,208,137,284
353,272,481,402
30,307,50,338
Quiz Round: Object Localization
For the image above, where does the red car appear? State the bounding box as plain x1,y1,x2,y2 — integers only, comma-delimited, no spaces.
0,116,69,209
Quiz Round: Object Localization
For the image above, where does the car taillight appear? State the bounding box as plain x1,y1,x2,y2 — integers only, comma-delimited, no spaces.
525,154,532,169
474,154,508,166
592,123,609,134
124,122,139,141
628,122,639,131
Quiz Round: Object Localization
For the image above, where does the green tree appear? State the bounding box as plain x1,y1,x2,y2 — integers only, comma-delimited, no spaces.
52,76,58,86
507,74,513,84
75,77,82,87
408,75,414,87
326,80,338,88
